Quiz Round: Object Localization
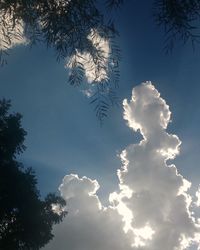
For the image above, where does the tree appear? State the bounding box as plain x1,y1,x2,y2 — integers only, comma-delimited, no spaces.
0,0,123,123
0,99,67,250
3,0,198,122
154,0,200,52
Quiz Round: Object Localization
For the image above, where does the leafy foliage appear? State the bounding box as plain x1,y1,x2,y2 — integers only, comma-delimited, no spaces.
154,0,200,52
0,0,123,122
105,0,125,10
2,0,200,120
0,99,67,250
0,99,26,159
90,81,119,125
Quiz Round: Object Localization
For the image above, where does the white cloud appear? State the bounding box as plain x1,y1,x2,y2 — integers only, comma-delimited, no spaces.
0,11,26,51
44,174,133,250
117,82,200,249
43,82,200,250
66,29,110,83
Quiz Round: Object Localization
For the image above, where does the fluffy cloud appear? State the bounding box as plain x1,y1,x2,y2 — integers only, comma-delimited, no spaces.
43,82,200,250
44,174,133,250
116,82,200,249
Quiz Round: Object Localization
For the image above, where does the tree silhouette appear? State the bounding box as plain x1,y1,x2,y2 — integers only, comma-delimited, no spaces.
154,0,200,52
2,1,197,121
0,99,67,250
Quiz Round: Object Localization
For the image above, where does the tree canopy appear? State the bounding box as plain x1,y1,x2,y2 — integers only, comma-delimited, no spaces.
1,0,200,121
0,0,123,122
0,99,67,250
154,0,200,52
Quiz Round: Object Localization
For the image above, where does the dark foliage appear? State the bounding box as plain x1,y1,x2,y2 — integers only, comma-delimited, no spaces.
0,0,123,122
154,0,200,52
0,99,67,250
2,1,200,120
105,0,125,10
0,99,26,160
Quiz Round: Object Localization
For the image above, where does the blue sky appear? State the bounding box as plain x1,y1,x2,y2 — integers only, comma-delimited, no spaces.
1,0,200,196
1,1,200,249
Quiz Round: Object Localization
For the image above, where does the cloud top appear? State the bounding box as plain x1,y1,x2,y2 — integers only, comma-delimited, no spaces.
123,82,171,136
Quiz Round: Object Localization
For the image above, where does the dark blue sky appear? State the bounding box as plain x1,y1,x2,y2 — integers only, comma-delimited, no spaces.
1,0,200,200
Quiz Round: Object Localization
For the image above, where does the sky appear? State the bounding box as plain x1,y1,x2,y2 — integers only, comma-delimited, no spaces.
1,0,200,249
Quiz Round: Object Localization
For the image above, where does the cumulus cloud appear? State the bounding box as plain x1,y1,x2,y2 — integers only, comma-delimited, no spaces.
116,82,200,249
0,11,26,51
43,82,200,250
44,174,133,250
